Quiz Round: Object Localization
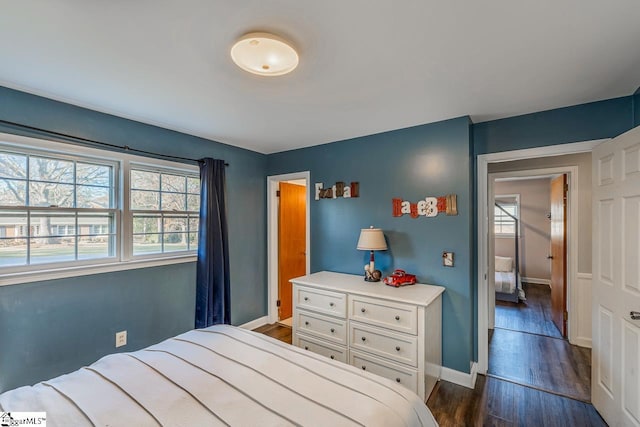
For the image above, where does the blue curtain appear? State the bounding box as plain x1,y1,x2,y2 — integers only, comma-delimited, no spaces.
195,158,230,328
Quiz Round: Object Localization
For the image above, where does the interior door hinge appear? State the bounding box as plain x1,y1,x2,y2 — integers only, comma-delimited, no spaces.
563,311,568,321
276,299,281,307
564,184,569,192
276,190,280,197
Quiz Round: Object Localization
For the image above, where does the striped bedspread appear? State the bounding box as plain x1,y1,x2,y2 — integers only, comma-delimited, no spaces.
0,325,437,426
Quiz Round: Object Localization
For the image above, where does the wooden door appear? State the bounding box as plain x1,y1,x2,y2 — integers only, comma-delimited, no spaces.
550,174,567,337
278,182,306,320
592,125,640,425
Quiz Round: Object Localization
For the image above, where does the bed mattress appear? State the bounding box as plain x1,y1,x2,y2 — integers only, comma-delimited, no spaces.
0,324,437,427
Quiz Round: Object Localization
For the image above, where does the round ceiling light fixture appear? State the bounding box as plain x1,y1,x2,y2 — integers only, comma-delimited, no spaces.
230,32,299,76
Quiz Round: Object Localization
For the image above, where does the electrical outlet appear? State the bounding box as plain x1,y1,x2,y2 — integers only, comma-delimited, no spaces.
115,330,127,348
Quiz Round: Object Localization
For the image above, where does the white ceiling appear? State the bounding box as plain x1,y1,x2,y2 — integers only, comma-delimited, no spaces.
1,1,639,154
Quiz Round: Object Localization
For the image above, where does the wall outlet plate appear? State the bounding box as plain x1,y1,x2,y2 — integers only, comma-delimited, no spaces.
115,330,127,348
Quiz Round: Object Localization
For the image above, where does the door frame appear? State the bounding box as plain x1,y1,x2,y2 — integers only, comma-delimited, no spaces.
267,171,311,324
477,139,605,374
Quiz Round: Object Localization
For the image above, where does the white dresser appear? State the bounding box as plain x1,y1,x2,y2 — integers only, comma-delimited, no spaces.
291,271,444,400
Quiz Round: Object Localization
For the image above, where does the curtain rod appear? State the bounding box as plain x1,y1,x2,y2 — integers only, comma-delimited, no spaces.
0,119,229,166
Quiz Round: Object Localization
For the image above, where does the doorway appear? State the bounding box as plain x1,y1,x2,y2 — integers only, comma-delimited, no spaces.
267,172,311,325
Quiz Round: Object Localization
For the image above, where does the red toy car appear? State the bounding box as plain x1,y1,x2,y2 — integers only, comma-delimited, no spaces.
383,269,417,287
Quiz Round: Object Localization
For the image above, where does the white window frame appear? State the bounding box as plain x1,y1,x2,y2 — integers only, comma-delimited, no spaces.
494,194,520,238
0,132,198,287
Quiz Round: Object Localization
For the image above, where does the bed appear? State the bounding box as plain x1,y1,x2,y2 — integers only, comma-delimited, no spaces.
494,256,525,302
0,324,437,427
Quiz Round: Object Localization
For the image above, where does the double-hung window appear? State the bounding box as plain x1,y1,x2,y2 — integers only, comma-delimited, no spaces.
494,195,520,237
0,150,117,267
0,133,199,284
130,166,200,256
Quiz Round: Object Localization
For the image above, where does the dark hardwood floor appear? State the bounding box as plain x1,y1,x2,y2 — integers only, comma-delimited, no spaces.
255,323,605,426
495,283,562,338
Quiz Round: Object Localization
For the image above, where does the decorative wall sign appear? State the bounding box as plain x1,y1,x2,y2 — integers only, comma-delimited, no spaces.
315,181,359,200
392,194,458,217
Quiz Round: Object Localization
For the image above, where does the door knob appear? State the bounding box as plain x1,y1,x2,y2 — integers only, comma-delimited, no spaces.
631,311,640,320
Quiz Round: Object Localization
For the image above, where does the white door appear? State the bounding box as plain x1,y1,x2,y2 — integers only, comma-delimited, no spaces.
592,125,640,425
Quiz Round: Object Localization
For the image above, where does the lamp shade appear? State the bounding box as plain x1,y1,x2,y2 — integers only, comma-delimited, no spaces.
357,227,388,251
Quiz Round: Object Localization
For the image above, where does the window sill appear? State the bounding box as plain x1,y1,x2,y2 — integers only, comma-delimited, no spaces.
0,255,197,287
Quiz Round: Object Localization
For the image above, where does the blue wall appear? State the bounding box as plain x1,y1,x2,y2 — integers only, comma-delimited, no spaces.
473,96,634,155
268,117,475,373
0,87,267,391
634,89,640,127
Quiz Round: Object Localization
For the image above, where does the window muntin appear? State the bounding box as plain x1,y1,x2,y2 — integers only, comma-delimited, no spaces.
130,167,200,256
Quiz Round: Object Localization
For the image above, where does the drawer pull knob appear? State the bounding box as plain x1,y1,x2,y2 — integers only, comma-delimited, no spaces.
304,346,309,350
329,302,335,307
330,328,335,333
304,297,309,301
361,308,366,313
395,346,401,351
361,336,366,342
361,365,366,370
396,378,401,383
330,355,335,360
305,321,309,326
395,315,400,321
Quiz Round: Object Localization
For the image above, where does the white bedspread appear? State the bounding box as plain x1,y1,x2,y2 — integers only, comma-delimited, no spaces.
0,325,437,427
495,270,516,293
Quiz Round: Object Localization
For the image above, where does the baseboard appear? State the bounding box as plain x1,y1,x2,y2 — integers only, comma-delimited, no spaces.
577,272,592,280
571,336,592,349
238,316,269,330
521,277,551,286
440,362,478,389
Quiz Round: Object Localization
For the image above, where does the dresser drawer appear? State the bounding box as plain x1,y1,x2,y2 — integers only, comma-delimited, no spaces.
350,322,418,367
350,350,418,394
295,285,347,318
297,334,348,363
350,295,417,335
296,310,347,344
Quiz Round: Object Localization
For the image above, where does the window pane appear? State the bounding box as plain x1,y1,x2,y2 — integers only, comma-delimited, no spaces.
163,233,188,252
30,236,76,264
0,238,27,266
29,182,74,207
187,177,200,194
0,211,27,237
78,235,114,259
188,217,199,233
0,152,27,179
131,170,159,191
0,178,26,206
161,192,185,211
77,163,111,186
78,213,113,236
77,185,111,208
29,156,74,183
133,233,161,255
188,232,198,250
30,212,75,238
187,194,200,212
161,174,185,192
133,215,160,234
163,216,187,233
131,190,159,210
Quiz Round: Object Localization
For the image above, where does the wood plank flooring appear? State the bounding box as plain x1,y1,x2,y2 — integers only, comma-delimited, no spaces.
254,323,605,426
495,283,562,338
488,328,591,401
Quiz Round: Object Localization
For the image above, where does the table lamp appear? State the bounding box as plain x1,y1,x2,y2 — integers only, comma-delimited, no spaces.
357,226,387,281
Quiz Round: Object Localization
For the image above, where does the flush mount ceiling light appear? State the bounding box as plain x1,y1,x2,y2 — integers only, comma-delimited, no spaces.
230,32,299,76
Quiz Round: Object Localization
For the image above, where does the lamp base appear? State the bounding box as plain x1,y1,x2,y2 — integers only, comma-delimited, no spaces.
364,269,382,282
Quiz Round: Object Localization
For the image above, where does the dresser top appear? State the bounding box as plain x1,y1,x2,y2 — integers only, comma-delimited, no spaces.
291,271,445,307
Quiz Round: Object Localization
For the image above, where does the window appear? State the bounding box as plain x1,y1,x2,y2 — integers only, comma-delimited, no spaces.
0,133,199,282
494,195,519,237
130,167,200,256
0,151,117,267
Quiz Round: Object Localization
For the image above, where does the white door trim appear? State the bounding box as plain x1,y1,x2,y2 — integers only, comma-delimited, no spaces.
267,171,311,324
477,139,606,374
